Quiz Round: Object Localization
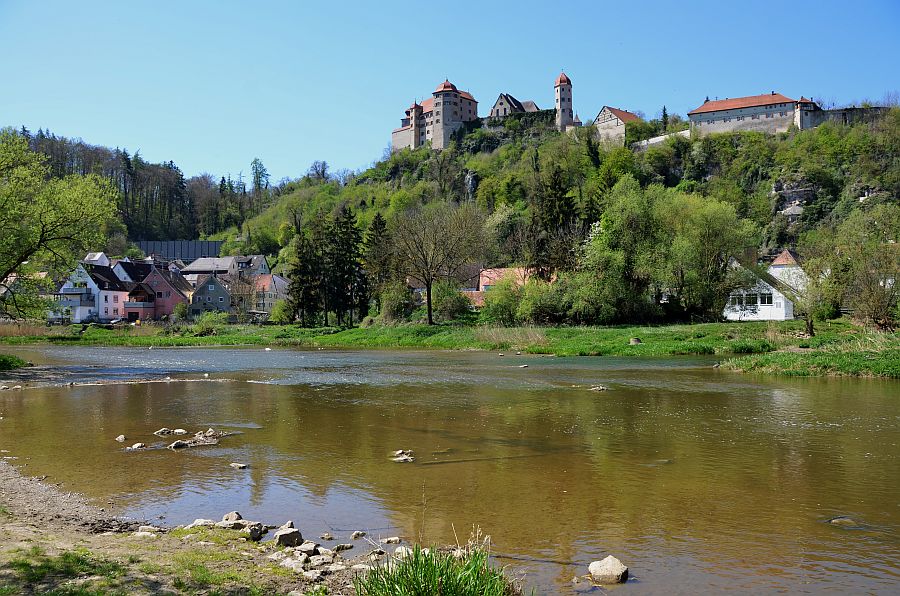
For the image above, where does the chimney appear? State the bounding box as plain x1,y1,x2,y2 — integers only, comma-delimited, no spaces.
771,91,775,95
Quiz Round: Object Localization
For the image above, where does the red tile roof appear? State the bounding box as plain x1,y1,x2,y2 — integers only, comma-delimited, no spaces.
555,72,571,86
459,90,476,102
770,249,801,266
689,92,797,115
605,106,640,123
435,79,458,93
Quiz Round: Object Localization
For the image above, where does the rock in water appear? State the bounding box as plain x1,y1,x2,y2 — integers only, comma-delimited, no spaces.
828,516,860,527
222,511,243,523
381,536,401,544
229,462,247,469
115,434,126,442
172,428,188,435
129,443,146,450
281,520,295,529
351,530,366,539
334,543,353,552
273,527,303,547
589,555,628,584
153,427,173,436
320,532,333,540
244,522,265,541
167,440,189,450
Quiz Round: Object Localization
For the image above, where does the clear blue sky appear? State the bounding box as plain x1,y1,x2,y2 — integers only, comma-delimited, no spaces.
2,0,898,182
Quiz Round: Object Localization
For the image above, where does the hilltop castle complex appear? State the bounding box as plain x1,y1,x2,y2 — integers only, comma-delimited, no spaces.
391,74,889,152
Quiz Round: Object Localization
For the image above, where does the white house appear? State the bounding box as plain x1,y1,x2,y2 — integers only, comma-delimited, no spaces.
52,264,99,323
724,250,806,321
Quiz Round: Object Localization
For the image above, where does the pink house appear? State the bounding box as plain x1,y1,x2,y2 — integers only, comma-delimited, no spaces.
463,267,528,307
141,268,192,319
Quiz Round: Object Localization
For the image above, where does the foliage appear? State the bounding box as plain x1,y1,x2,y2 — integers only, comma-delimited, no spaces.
379,281,416,323
192,311,230,335
431,280,472,322
0,353,27,370
479,277,522,326
268,299,293,324
172,302,188,322
354,546,521,596
0,129,117,318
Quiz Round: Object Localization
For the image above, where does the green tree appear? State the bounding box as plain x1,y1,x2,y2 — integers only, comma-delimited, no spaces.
0,129,116,318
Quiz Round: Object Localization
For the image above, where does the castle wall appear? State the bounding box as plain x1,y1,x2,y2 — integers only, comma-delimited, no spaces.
391,127,413,152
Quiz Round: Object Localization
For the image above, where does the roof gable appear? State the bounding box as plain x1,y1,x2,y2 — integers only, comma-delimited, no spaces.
597,106,641,124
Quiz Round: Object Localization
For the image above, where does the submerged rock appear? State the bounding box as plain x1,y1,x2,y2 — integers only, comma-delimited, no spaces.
828,516,861,527
351,530,366,539
390,449,415,463
153,428,173,436
334,543,353,552
229,462,247,469
589,555,628,584
381,536,401,544
167,440,189,450
128,443,146,450
319,532,334,541
115,434,126,442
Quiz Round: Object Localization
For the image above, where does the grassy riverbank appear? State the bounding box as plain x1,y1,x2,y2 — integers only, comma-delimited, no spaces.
0,319,896,378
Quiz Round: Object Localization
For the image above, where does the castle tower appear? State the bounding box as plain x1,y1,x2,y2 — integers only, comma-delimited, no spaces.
431,79,459,150
408,101,422,148
555,72,573,131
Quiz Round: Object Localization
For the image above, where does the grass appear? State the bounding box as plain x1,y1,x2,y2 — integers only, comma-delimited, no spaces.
1,318,896,378
6,546,126,585
0,353,27,371
355,545,522,596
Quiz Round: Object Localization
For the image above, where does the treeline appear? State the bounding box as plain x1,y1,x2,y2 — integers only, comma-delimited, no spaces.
17,127,277,242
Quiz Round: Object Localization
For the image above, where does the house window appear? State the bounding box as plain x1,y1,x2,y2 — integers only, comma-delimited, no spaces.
746,294,758,306
219,296,224,302
165,291,171,298
104,307,109,314
208,284,214,290
729,295,744,307
206,296,211,302
760,293,773,305
104,295,108,302
113,295,119,303
113,308,119,315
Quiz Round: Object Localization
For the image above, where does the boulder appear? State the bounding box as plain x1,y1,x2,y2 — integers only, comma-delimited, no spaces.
167,440,189,450
185,519,216,529
280,520,295,529
153,428,173,436
229,462,247,469
115,435,126,442
129,443,145,450
308,554,332,567
243,522,265,541
297,541,319,555
216,520,246,530
629,337,642,345
351,530,366,539
380,536,401,544
588,556,628,584
273,527,303,547
320,532,334,541
334,543,353,552
394,546,413,559
317,547,335,558
222,511,243,523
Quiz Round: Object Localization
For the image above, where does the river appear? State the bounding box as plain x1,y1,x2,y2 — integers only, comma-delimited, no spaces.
1,346,898,593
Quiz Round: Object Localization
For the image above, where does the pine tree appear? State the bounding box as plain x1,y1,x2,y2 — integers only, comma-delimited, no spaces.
285,233,322,326
661,105,669,133
363,212,393,311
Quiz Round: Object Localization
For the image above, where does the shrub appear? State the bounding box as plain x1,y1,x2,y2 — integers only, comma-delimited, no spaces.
268,300,294,324
479,277,521,326
355,546,520,596
728,339,776,354
0,353,27,371
192,311,229,336
172,302,188,322
380,281,416,323
516,279,570,325
432,281,471,322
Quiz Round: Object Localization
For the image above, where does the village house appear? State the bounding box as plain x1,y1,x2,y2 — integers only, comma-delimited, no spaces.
189,274,232,318
50,264,97,323
181,255,269,287
462,267,528,307
123,283,157,322
593,106,641,143
139,267,192,319
254,274,290,314
723,250,807,321
111,260,152,283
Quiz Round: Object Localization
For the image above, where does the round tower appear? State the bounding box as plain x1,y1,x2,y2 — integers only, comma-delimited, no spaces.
555,72,573,131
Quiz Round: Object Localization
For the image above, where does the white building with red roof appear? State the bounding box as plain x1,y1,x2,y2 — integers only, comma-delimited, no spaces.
688,92,822,135
391,79,479,152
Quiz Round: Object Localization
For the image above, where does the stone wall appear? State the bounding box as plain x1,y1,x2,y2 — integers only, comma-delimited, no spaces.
690,101,797,136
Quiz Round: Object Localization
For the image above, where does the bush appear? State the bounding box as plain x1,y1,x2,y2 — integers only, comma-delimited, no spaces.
268,300,294,324
479,277,521,326
516,279,570,325
192,311,230,336
0,353,27,371
380,281,416,323
172,302,188,322
354,546,520,596
728,339,776,354
432,281,471,323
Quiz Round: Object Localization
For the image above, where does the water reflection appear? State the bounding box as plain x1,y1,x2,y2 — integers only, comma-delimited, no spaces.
1,346,898,593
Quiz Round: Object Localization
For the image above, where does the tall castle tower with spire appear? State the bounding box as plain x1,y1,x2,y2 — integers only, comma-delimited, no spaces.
554,72,573,131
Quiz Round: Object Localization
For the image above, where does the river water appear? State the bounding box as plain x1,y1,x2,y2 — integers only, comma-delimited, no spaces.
1,346,898,593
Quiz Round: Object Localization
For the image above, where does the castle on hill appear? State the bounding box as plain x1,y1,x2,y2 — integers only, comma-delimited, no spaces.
391,73,582,152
